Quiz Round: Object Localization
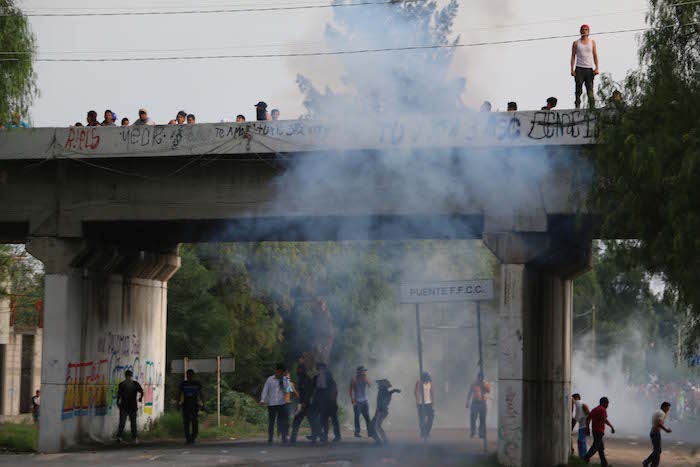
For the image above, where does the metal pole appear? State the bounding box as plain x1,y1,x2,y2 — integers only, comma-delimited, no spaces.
476,301,487,453
416,304,426,440
217,356,221,428
183,356,189,382
591,304,596,362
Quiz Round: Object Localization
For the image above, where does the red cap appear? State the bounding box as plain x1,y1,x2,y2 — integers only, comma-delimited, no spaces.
580,24,590,32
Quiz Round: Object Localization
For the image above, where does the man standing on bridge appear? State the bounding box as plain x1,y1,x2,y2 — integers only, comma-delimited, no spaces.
116,370,144,444
584,396,615,467
571,24,599,109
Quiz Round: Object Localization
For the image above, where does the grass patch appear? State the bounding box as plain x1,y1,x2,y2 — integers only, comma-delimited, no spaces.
0,422,37,452
142,411,266,442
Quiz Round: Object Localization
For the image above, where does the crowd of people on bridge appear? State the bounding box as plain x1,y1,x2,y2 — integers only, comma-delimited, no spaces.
1,23,622,130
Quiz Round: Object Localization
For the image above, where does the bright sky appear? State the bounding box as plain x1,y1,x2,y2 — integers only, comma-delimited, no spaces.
22,0,648,127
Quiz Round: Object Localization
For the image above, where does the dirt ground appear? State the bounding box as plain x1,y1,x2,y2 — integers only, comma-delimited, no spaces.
572,432,700,467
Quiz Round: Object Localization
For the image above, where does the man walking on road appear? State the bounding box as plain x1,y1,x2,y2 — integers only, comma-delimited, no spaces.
466,373,490,439
261,363,289,444
643,402,672,467
572,393,590,459
571,24,599,109
116,370,144,444
178,369,205,444
584,396,615,467
350,365,372,438
290,364,315,443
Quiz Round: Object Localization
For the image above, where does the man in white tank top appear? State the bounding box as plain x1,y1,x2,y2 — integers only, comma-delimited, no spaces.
570,24,599,109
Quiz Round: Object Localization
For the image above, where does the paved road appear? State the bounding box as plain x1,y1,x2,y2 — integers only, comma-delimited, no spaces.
1,428,699,466
0,429,492,467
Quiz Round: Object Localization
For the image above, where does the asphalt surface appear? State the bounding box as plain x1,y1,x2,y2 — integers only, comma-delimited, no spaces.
1,428,699,466
0,428,492,467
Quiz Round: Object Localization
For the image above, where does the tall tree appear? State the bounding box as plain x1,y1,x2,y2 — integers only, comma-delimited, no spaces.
296,0,461,118
0,0,38,125
587,0,700,352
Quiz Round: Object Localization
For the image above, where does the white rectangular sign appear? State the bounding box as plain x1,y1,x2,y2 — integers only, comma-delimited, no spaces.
400,279,494,303
171,357,235,374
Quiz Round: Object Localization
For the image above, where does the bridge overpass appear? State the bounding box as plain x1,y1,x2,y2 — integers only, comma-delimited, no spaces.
0,110,596,467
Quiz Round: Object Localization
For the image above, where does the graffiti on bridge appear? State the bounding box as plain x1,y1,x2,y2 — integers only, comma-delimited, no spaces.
62,354,161,420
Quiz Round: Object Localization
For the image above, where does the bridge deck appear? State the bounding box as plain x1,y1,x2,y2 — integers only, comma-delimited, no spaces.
0,110,594,160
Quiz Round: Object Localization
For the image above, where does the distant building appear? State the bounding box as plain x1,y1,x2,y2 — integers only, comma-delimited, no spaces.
0,292,42,420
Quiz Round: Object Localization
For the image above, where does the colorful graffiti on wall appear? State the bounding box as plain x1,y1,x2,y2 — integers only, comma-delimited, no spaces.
62,332,162,421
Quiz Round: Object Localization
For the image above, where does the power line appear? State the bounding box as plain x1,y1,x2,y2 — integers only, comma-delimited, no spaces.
3,0,417,17
5,0,700,17
4,22,696,63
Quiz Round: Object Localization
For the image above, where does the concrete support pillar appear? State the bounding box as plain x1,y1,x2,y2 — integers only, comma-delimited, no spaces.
1,332,22,417
484,232,591,467
26,238,180,452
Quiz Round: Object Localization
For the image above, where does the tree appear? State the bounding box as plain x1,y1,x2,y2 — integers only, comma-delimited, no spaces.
587,1,700,352
0,0,38,125
296,0,461,118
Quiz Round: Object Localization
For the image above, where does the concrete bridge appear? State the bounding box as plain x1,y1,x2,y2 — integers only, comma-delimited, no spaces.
0,110,596,467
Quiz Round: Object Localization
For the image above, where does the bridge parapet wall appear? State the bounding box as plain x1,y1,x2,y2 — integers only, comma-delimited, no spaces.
0,110,595,161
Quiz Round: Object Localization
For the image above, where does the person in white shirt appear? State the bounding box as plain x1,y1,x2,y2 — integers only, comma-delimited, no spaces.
643,402,672,467
260,363,289,444
570,24,599,109
133,108,155,126
571,393,590,459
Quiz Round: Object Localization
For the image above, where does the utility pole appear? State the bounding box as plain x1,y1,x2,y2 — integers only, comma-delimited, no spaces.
591,304,596,361
476,301,487,453
415,304,426,440
677,326,682,367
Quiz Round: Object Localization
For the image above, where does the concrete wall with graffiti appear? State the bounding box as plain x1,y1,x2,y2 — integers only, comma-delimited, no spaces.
0,110,596,161
44,274,166,448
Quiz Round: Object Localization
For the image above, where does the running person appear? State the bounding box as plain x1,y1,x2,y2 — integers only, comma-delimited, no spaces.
643,402,672,467
584,397,615,467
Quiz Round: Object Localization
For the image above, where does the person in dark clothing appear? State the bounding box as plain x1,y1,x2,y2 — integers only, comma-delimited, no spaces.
116,370,144,443
31,390,40,425
370,379,400,444
178,369,205,444
310,362,340,443
290,364,315,443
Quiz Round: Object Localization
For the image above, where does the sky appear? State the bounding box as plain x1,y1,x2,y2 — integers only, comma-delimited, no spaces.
20,0,648,127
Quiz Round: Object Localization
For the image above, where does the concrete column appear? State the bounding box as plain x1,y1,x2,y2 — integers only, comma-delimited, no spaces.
484,232,590,467
26,238,180,452
32,328,42,405
1,332,22,417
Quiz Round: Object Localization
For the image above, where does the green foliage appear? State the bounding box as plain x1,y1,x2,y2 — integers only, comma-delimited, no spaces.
0,0,37,125
0,245,43,327
166,245,230,363
587,1,700,352
202,382,267,426
573,242,680,370
142,410,265,441
0,422,37,452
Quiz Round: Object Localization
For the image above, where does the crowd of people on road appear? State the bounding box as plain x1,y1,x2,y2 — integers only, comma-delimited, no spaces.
259,362,405,445
570,390,688,467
